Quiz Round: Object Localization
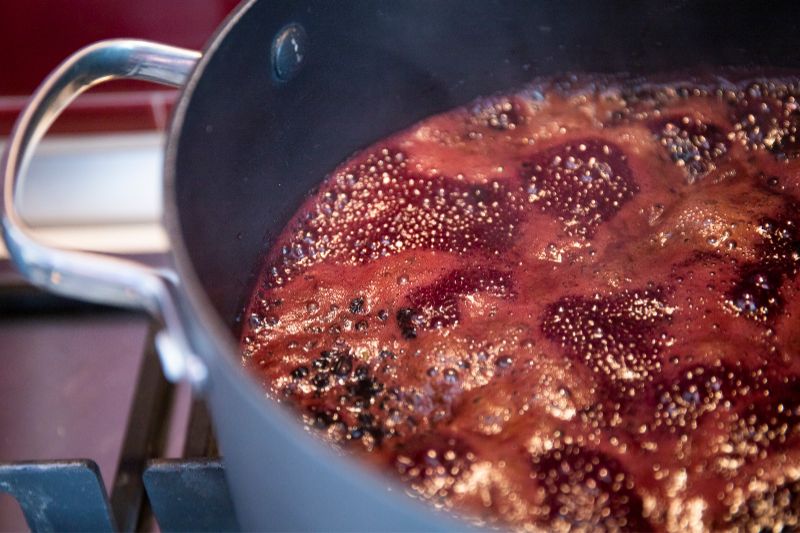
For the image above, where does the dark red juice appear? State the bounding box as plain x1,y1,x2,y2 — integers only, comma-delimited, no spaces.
241,73,800,531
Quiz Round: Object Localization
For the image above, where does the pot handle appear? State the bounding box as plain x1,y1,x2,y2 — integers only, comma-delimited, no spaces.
1,39,207,386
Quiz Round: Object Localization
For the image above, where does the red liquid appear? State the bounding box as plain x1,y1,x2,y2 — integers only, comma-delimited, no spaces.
241,74,800,531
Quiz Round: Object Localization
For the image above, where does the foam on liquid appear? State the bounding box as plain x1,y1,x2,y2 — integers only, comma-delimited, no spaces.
242,73,800,531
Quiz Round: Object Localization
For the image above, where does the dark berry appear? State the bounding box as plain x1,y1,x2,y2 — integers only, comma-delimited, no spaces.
332,354,354,377
290,366,309,380
311,373,330,390
396,307,421,339
349,297,366,314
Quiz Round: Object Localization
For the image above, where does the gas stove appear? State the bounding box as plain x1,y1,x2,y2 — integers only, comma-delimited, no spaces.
0,3,244,529
0,134,237,531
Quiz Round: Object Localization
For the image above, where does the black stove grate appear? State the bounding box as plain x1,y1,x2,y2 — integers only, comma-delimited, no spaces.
0,458,239,532
0,281,239,532
0,460,115,532
144,459,238,532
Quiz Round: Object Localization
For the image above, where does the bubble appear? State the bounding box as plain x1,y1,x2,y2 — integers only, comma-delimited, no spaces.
248,313,262,330
443,368,459,383
495,356,513,369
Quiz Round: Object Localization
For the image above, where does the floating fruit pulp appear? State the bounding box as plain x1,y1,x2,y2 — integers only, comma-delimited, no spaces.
241,73,800,531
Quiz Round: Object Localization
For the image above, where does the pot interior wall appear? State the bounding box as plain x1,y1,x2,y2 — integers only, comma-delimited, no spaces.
173,0,800,336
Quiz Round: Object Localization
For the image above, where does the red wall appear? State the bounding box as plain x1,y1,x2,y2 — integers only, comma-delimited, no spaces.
0,1,240,133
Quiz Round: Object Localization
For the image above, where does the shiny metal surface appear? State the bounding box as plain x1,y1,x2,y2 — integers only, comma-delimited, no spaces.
0,40,205,386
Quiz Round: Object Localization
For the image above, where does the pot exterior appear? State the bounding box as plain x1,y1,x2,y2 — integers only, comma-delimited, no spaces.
164,0,800,529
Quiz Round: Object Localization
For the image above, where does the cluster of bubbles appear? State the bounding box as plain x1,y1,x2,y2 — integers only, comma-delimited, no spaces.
531,440,648,531
467,97,524,134
730,81,800,160
397,267,513,338
242,73,800,531
723,478,800,530
392,433,475,502
609,78,799,167
541,288,672,385
524,139,638,238
650,116,729,182
264,148,523,288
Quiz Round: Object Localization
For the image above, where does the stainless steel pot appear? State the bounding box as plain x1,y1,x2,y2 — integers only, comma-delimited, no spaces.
3,0,799,529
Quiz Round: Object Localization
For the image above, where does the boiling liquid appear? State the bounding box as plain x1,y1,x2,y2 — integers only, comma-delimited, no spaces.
242,73,800,531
